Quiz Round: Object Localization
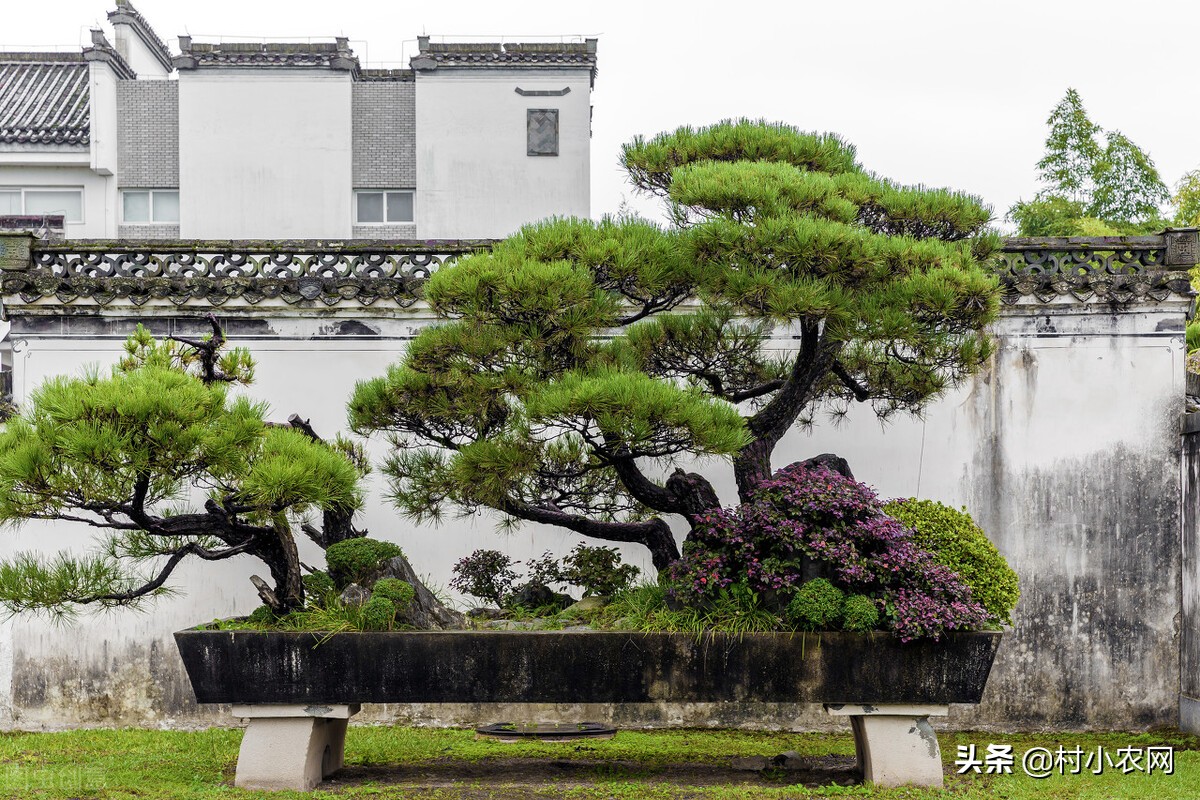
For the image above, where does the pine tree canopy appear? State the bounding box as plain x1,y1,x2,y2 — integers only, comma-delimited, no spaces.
350,119,1001,570
0,322,364,616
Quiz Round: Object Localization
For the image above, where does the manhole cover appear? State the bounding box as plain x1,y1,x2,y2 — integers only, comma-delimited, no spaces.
475,722,616,741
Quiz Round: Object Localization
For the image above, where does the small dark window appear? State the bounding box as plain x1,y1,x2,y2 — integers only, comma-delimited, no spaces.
527,109,559,156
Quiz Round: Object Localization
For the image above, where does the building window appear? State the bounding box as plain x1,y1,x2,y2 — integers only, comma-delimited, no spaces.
0,188,84,222
527,109,559,156
122,190,179,223
355,191,414,224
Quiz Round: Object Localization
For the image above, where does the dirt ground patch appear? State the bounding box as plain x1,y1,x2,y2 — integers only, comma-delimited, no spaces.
322,754,861,794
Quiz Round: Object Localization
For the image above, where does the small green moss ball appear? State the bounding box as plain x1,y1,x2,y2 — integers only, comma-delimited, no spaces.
884,498,1020,625
841,594,880,633
372,578,416,610
785,578,845,631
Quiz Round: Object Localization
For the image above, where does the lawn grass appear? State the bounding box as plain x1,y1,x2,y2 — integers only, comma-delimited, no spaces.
0,726,1193,798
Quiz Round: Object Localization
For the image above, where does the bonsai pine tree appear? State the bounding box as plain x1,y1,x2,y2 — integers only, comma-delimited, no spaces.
0,317,366,616
349,120,1000,571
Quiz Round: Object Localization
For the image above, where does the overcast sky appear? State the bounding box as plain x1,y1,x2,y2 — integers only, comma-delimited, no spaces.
6,0,1198,231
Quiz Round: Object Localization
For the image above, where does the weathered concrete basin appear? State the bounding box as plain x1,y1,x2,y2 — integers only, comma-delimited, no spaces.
175,629,1001,790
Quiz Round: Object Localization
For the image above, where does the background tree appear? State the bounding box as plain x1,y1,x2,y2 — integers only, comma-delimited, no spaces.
1010,88,1169,235
350,120,1000,571
0,318,365,616
1035,87,1102,207
1172,168,1200,228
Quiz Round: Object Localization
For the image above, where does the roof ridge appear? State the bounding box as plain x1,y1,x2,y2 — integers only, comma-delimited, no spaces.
82,29,136,80
107,0,174,74
175,36,358,71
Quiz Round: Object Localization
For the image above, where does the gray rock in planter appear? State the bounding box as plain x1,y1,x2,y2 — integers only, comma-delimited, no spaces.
564,596,609,613
468,607,507,621
339,583,370,607
484,620,535,631
506,582,575,611
373,556,466,631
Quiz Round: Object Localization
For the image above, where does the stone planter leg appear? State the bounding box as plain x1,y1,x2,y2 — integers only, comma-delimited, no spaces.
231,703,361,791
825,704,949,788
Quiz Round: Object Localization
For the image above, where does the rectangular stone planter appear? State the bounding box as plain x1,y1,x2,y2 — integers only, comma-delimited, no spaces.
175,629,1001,790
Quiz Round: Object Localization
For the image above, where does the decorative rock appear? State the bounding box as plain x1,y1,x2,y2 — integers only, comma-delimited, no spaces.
374,556,466,630
774,750,805,769
506,582,575,611
731,755,770,771
483,620,535,631
467,607,507,621
564,596,609,613
338,583,370,607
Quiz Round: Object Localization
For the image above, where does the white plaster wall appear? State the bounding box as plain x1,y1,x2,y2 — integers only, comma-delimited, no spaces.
0,166,112,238
88,62,119,178
415,69,590,239
178,71,352,238
111,27,172,79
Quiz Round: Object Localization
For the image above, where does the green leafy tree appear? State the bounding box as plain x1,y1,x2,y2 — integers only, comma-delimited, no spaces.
1035,88,1102,207
1011,89,1168,234
1173,169,1200,227
349,120,1000,570
0,318,366,616
1091,131,1169,224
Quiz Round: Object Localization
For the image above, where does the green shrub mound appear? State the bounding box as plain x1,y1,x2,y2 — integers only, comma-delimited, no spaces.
841,594,880,633
373,578,416,610
325,538,405,588
786,579,845,631
360,595,398,631
883,498,1020,625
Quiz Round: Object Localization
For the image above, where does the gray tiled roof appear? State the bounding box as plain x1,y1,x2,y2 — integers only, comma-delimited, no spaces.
0,55,90,146
175,38,358,70
413,40,598,85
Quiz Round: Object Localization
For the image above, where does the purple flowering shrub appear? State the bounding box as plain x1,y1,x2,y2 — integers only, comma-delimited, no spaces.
667,463,989,641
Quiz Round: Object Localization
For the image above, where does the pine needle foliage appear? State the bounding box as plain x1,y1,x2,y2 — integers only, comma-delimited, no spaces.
351,119,1000,571
0,324,363,618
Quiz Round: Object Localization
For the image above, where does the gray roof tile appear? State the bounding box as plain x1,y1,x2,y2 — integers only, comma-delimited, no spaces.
0,56,90,146
412,40,598,85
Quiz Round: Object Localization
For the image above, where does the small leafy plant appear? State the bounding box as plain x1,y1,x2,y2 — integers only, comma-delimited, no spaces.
451,544,640,607
449,550,518,606
561,543,640,597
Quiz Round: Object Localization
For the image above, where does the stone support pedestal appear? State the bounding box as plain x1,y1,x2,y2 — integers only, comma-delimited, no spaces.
825,703,948,788
231,703,360,791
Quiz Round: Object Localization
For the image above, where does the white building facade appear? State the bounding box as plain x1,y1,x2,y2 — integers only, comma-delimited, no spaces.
0,0,596,240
